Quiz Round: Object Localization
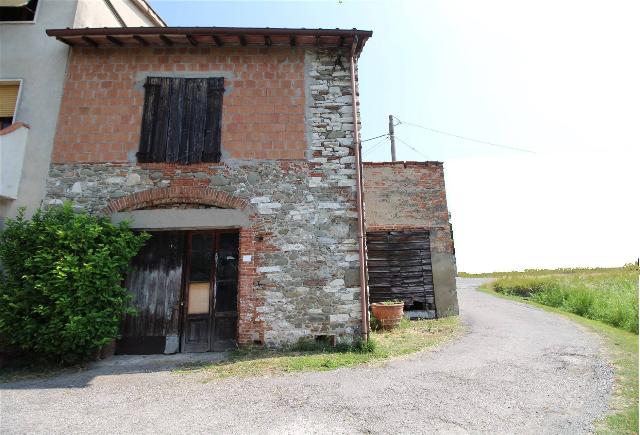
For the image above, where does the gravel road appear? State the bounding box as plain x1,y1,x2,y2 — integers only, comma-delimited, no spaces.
1,278,612,434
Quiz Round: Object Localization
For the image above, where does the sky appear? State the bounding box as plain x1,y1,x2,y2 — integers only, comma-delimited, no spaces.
150,0,639,273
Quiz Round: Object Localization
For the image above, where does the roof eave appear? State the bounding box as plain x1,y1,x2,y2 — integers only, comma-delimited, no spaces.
45,27,372,55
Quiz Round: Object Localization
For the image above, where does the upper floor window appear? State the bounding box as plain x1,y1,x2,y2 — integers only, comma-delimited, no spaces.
138,77,224,164
0,0,38,22
0,80,21,129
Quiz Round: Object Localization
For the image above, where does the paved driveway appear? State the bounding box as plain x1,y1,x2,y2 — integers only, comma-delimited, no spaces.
1,278,612,434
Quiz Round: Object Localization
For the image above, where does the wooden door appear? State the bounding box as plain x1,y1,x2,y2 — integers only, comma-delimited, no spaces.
366,230,436,317
212,232,239,351
181,231,239,352
117,231,184,354
182,233,214,352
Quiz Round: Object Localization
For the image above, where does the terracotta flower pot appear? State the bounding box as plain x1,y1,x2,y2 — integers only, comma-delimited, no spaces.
371,302,404,330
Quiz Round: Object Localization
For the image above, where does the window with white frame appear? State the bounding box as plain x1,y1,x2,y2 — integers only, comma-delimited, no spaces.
0,0,38,22
0,80,21,129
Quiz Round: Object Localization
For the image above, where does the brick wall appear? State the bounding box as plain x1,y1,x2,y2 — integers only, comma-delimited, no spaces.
53,46,307,163
45,47,363,346
363,161,454,254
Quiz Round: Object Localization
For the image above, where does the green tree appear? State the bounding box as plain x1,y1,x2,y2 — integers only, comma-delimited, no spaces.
0,203,149,364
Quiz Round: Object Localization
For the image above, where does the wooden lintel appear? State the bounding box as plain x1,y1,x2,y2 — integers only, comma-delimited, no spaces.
82,36,99,48
186,34,198,46
106,35,124,47
159,35,173,46
133,35,149,46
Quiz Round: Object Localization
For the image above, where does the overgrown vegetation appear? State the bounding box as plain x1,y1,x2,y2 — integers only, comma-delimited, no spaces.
459,263,638,278
484,267,638,334
478,282,638,434
0,204,148,365
175,316,462,380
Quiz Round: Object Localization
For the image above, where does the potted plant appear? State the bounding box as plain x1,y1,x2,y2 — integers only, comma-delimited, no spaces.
370,300,405,330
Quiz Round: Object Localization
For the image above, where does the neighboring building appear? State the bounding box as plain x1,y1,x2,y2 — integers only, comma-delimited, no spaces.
0,0,164,222
363,161,458,318
42,27,371,352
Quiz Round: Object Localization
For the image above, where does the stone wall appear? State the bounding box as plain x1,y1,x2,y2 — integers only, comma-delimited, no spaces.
44,47,364,345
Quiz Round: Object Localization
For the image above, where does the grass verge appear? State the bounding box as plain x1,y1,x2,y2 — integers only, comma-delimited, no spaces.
175,316,463,380
487,269,638,334
478,283,638,435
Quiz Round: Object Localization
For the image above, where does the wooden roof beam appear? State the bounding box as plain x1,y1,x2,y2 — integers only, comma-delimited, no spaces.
133,35,149,46
186,34,198,46
106,35,124,47
82,36,99,47
56,36,75,46
159,35,173,46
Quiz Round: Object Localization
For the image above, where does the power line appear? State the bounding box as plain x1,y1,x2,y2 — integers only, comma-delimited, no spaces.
393,116,536,154
363,136,390,155
361,133,389,142
394,136,430,160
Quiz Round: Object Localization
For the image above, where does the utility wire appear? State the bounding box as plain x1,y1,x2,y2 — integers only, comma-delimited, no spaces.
394,136,430,160
363,136,390,155
361,133,389,142
393,116,536,154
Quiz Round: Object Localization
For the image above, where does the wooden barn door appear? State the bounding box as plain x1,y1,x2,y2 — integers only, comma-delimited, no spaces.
366,230,437,317
118,230,239,355
118,232,185,354
182,231,239,352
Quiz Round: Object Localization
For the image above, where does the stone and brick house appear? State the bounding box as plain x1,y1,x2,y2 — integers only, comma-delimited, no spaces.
41,26,458,353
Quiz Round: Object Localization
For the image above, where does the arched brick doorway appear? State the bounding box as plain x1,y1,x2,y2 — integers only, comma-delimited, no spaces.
105,187,263,354
103,186,249,214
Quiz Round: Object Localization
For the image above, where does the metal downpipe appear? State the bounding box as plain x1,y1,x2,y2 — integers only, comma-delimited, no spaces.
350,40,369,342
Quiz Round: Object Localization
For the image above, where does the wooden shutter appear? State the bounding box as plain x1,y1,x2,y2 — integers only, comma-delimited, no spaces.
0,83,19,118
182,79,207,163
138,77,163,163
202,78,224,163
138,77,224,164
165,78,186,163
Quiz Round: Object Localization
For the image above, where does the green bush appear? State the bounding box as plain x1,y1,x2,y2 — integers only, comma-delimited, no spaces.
0,204,149,364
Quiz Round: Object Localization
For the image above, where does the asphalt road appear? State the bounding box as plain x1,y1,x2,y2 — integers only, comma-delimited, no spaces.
1,278,612,434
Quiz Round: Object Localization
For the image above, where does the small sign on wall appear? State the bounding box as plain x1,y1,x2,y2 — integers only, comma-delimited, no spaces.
242,255,252,263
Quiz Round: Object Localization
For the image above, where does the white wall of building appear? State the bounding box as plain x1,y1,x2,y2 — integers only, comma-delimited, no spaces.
74,0,162,28
0,0,163,221
0,0,76,219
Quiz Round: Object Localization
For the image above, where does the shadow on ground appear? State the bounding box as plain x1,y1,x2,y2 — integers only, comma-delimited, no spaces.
0,352,228,390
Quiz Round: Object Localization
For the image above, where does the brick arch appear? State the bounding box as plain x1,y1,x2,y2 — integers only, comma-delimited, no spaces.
102,186,250,214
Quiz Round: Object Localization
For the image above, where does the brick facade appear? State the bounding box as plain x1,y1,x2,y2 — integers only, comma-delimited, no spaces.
53,46,307,163
45,46,363,346
363,161,454,254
